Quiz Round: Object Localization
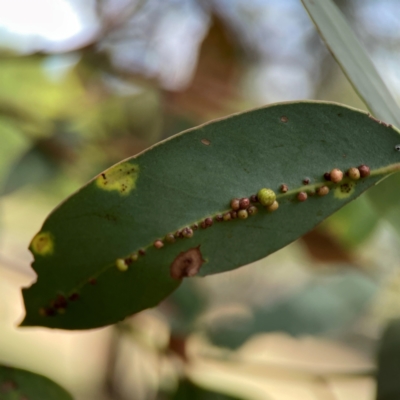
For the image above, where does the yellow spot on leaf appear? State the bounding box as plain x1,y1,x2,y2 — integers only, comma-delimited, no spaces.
334,180,356,199
30,232,54,256
96,162,139,195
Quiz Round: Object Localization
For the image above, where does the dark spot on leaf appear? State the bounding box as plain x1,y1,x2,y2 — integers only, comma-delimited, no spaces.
88,278,97,285
40,307,56,317
1,380,17,393
280,116,288,123
205,217,213,227
303,178,310,185
69,293,79,301
139,249,146,256
101,173,106,179
170,247,205,280
340,183,353,193
250,194,258,203
53,294,67,309
124,257,133,265
201,139,211,145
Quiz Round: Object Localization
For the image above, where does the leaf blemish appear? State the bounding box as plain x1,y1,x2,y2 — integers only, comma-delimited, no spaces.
334,180,356,199
30,232,54,256
170,247,205,280
95,162,139,195
201,139,211,145
280,116,288,123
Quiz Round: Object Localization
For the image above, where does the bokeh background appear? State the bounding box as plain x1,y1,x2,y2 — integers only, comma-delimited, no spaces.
1,0,400,399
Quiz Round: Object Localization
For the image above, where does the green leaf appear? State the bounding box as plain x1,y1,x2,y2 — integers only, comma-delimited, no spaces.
367,173,400,236
1,143,59,196
376,319,400,400
0,365,73,400
21,101,400,330
301,1,400,235
321,194,379,249
301,0,400,127
205,270,376,349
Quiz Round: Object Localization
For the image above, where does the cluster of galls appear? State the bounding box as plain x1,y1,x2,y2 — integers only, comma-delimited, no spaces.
113,165,373,273
113,188,282,273
324,165,370,183
115,250,145,271
39,292,80,317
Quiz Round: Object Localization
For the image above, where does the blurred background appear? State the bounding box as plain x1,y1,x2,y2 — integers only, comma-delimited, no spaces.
1,0,400,399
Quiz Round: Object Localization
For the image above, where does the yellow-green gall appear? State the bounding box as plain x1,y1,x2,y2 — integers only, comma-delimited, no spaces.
266,200,279,212
238,209,248,219
257,188,276,206
129,253,139,262
116,258,128,272
347,167,360,180
165,234,176,243
330,168,343,183
248,206,258,215
316,186,329,196
223,212,231,221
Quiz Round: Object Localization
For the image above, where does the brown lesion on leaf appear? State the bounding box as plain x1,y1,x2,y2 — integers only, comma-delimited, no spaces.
1,380,17,393
170,246,205,280
201,138,211,145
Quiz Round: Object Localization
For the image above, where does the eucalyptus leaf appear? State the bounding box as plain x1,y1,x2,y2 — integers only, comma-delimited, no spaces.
21,101,400,330
301,0,400,127
0,365,73,400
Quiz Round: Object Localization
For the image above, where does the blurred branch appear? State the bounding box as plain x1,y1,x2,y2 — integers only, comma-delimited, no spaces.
104,325,126,400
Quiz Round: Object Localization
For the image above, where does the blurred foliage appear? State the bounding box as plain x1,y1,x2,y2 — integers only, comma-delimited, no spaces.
0,0,400,399
377,318,400,400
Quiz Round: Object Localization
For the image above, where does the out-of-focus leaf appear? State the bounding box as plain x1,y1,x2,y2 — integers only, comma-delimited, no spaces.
367,174,400,237
376,319,400,400
1,132,78,196
205,271,377,349
321,194,379,249
302,0,400,127
1,146,58,196
0,365,73,400
21,102,400,330
0,56,85,122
